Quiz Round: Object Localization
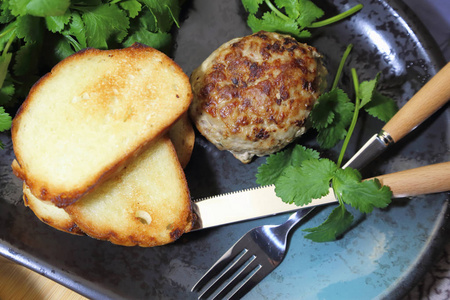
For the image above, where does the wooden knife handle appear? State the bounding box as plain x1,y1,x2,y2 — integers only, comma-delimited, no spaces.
368,161,450,198
382,62,450,142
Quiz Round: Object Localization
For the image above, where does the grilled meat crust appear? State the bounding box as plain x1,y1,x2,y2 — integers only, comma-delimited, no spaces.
190,31,327,163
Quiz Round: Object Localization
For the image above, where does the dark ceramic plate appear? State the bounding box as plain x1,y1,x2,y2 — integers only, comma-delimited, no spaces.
0,0,448,299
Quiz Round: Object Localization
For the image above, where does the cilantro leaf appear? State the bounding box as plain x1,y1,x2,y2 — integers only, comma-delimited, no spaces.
124,28,171,50
311,88,354,149
120,0,143,19
0,79,15,105
13,42,40,76
0,1,14,23
290,144,321,166
275,158,337,206
256,147,294,186
81,3,129,48
15,14,43,44
295,0,323,28
310,89,337,130
45,11,71,33
364,91,398,122
256,144,320,185
242,0,264,14
141,0,180,32
303,204,354,242
0,106,12,131
333,167,392,213
359,73,380,108
247,12,301,37
64,11,87,50
0,52,12,87
53,38,75,61
274,0,301,19
26,0,70,17
8,0,29,17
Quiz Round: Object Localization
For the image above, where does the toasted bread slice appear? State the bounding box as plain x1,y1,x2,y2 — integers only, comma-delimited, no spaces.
21,116,194,243
63,136,193,247
12,43,192,207
169,113,195,168
23,184,84,236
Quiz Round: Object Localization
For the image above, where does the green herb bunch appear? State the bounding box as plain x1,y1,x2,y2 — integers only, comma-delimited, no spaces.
256,45,399,242
0,0,183,148
242,0,363,38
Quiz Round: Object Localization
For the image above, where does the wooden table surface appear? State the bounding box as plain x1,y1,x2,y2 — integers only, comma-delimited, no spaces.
0,255,86,300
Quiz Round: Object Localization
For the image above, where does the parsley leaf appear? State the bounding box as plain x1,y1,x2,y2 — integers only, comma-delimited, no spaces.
303,204,354,242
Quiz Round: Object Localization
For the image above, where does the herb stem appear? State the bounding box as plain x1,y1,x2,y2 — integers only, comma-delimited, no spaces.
308,4,363,28
264,0,290,21
332,44,353,90
0,25,16,39
2,30,16,57
64,34,82,52
337,68,360,168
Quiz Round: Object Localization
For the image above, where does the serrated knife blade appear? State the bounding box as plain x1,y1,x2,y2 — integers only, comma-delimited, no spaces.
192,185,336,230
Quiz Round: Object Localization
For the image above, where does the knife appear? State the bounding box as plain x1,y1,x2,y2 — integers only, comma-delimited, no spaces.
192,162,450,229
192,62,450,230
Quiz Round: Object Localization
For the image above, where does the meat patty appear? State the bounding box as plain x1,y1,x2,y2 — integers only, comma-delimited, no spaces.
189,31,327,163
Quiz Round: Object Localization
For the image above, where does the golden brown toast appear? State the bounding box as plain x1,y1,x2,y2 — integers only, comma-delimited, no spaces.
12,44,192,207
64,136,193,247
23,184,84,236
21,116,195,245
169,113,195,168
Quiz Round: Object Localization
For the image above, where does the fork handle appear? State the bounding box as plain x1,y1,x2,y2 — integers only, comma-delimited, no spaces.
367,161,450,198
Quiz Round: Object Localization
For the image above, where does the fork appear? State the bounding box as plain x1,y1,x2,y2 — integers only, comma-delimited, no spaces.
191,207,315,299
191,62,450,299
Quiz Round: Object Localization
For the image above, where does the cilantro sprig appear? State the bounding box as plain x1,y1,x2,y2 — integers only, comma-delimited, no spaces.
0,0,183,118
241,0,363,38
256,45,398,242
310,44,399,150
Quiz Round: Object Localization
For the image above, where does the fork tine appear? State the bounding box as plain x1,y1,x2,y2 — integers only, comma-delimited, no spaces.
192,242,248,293
212,257,261,300
198,249,253,300
228,262,274,300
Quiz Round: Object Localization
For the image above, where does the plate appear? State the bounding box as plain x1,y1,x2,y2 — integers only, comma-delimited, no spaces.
0,0,448,299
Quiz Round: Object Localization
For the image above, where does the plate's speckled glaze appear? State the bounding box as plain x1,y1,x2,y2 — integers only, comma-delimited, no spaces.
0,0,448,299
